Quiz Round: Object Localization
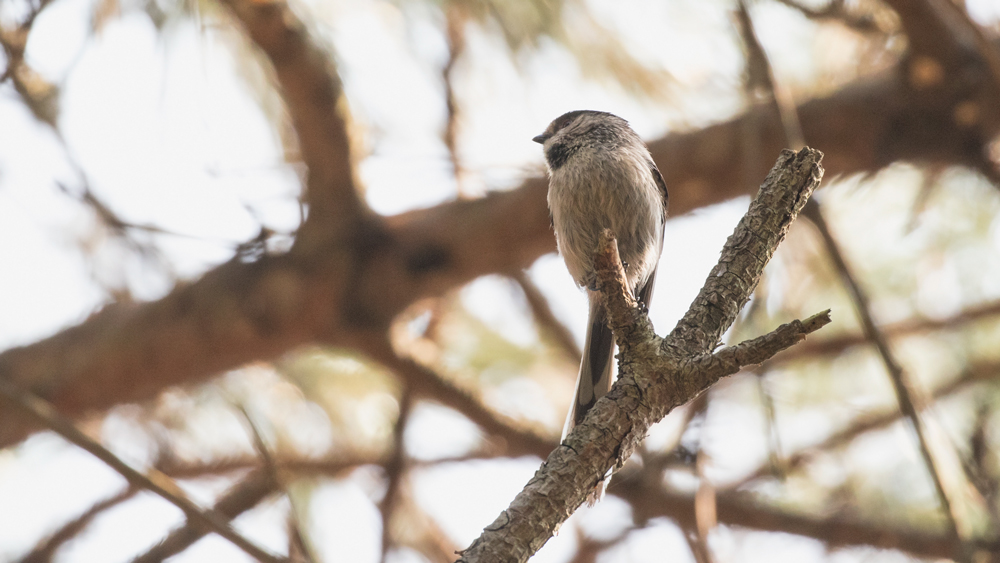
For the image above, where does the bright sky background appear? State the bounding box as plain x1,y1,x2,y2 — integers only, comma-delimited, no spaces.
2,0,1000,560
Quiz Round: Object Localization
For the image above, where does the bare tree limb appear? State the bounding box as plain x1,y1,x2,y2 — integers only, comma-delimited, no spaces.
511,271,582,363
731,358,1000,490
219,0,365,241
360,339,557,459
802,199,966,541
1,2,999,458
455,148,827,563
0,378,286,563
130,468,278,563
614,469,999,560
772,297,1000,364
380,388,413,563
19,486,137,563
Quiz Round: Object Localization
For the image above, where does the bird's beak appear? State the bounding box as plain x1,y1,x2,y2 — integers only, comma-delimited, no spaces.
532,134,549,144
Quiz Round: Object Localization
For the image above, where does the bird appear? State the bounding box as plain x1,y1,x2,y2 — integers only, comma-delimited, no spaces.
533,110,668,444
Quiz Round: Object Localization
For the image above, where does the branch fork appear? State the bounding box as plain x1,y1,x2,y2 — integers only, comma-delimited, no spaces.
458,147,829,563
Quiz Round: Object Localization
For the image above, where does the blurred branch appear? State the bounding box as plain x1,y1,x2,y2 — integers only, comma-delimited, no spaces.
394,486,463,563
771,0,882,34
884,0,1000,83
0,0,59,126
878,0,1000,184
456,149,827,563
880,0,969,60
906,165,944,232
732,5,797,487
753,367,787,478
220,0,365,243
237,405,318,563
731,358,1000,489
773,297,1000,364
735,0,805,150
362,339,557,459
693,408,717,563
566,528,630,563
19,486,137,563
802,199,965,541
0,378,286,563
511,270,582,363
131,467,278,563
379,388,413,563
965,402,1000,525
614,468,996,559
159,451,385,479
3,2,1000,462
443,4,468,197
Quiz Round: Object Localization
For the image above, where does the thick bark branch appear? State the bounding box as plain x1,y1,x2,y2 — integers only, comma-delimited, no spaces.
221,0,365,240
455,148,827,563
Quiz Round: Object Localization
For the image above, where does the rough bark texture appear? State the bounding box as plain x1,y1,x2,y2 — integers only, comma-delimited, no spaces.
455,149,829,563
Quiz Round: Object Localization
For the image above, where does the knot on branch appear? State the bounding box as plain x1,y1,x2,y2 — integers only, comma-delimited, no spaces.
592,229,658,353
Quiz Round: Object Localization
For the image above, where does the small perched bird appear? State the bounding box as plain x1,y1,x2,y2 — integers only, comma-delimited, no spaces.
533,110,668,441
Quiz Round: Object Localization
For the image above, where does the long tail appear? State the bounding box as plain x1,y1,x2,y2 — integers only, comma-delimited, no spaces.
562,295,615,439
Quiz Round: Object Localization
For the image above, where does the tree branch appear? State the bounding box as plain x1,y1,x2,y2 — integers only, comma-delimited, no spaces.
614,471,992,560
220,0,365,240
131,468,278,563
456,148,827,563
802,200,968,541
1,2,998,456
0,378,286,563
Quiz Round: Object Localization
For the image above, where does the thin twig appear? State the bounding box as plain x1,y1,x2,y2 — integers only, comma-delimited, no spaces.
752,367,786,478
380,388,413,563
772,0,883,34
511,271,582,363
736,0,805,150
236,404,318,563
361,338,557,459
443,4,468,198
131,467,279,563
615,464,999,559
0,378,286,563
731,358,1000,490
801,199,963,541
772,297,1000,364
19,486,138,563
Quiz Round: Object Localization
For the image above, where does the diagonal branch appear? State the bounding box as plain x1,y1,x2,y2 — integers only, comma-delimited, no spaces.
772,297,1000,364
802,199,965,541
131,468,278,563
360,339,557,459
614,470,994,559
511,271,582,363
731,358,1000,490
2,1,999,458
220,0,365,239
0,378,286,563
668,149,822,355
456,148,827,563
19,486,138,563
771,0,883,35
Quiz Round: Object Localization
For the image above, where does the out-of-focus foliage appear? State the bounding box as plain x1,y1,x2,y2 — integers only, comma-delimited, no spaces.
3,0,1000,560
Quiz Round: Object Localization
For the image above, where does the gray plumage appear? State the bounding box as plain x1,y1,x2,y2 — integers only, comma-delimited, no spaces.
533,110,668,442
